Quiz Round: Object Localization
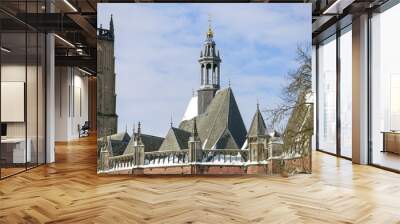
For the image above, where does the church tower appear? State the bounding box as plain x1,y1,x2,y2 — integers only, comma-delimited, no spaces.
197,19,221,114
97,15,118,135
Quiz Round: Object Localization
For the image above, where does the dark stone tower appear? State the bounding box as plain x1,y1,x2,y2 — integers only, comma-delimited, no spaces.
197,20,221,114
97,15,118,135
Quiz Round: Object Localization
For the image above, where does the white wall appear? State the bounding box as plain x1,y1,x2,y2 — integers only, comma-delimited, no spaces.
55,67,89,141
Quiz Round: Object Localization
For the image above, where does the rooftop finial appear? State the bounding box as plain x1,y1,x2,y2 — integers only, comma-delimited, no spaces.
137,121,141,140
110,14,114,35
228,78,231,88
132,123,136,137
170,114,173,127
125,124,127,133
257,98,260,110
207,14,213,38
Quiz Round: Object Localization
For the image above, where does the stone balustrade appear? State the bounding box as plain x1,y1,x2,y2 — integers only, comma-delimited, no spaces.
145,150,189,166
109,153,135,171
201,149,248,164
102,142,311,174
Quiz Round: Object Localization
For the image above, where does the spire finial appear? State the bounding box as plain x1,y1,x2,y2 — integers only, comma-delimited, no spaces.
110,14,114,35
207,14,213,38
125,124,127,133
132,123,135,136
257,98,260,110
170,114,173,127
228,78,231,88
137,122,141,141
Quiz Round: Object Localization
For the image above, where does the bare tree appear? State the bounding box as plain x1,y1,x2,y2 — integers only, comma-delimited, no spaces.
264,45,312,132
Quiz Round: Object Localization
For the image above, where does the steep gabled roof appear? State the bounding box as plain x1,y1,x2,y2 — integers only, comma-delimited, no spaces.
247,105,267,137
124,133,164,154
158,127,191,151
179,88,247,149
214,128,239,149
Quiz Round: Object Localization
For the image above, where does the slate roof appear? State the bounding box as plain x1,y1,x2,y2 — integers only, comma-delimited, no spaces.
97,132,131,156
214,128,239,149
247,106,267,137
123,133,164,154
158,127,191,151
179,88,247,149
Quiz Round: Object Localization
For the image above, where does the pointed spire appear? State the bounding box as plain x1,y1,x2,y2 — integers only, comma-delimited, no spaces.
132,123,136,137
256,98,260,111
192,118,198,138
109,14,114,35
228,79,231,88
137,121,142,142
247,103,267,138
170,114,173,127
125,124,128,133
207,14,213,39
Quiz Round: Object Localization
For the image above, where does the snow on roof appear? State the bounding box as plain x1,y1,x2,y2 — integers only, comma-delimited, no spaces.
182,96,198,121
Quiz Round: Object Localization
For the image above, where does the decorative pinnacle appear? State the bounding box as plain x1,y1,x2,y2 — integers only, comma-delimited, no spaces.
137,122,142,141
170,114,173,127
207,14,213,38
192,117,198,138
257,98,260,110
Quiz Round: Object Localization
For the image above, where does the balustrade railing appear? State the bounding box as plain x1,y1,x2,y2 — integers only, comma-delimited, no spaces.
201,149,248,164
104,143,309,171
145,150,189,166
109,153,135,170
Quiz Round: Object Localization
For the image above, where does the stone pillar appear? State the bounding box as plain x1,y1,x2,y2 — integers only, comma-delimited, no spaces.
217,66,220,87
134,122,145,166
200,65,203,85
188,139,202,162
249,141,266,162
134,143,145,166
211,62,215,84
188,118,202,163
100,136,111,171
100,147,110,171
205,65,209,85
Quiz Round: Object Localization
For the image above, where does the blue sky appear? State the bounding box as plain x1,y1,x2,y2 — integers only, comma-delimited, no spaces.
98,4,311,137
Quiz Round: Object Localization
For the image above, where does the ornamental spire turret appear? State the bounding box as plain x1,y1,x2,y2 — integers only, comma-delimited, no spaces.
109,14,114,36
197,16,222,115
198,16,221,90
